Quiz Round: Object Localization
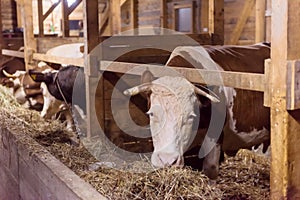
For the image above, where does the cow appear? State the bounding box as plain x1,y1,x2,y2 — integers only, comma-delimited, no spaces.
2,68,44,111
2,65,75,132
124,43,271,179
0,56,25,85
28,65,86,134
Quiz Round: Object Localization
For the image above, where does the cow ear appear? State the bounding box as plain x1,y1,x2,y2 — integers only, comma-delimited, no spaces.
29,70,53,83
141,69,154,84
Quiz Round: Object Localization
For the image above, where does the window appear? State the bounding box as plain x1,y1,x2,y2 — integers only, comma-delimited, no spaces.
173,2,196,33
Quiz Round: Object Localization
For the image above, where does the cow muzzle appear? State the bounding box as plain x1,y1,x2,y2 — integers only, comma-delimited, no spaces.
151,152,184,168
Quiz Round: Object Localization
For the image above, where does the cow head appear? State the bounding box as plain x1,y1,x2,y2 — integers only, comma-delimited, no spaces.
124,70,219,170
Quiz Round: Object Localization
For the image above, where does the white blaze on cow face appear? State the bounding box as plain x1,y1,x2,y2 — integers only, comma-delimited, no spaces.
145,76,200,168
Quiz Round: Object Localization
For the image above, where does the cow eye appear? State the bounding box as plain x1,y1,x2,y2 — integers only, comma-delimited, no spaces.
146,111,154,117
187,113,196,121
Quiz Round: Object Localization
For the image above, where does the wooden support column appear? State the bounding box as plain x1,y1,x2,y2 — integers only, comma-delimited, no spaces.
0,0,2,51
208,0,224,44
18,0,36,70
200,0,209,32
110,0,121,35
83,0,102,138
131,0,138,30
160,0,167,28
37,0,44,37
255,0,266,43
62,0,70,37
270,0,300,199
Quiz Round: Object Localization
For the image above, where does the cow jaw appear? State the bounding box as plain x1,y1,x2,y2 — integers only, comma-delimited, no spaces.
147,77,199,168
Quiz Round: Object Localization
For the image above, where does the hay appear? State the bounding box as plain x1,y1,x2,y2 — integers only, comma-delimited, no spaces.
0,85,270,199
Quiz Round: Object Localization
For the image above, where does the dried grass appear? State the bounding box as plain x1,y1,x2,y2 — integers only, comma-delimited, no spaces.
0,85,269,199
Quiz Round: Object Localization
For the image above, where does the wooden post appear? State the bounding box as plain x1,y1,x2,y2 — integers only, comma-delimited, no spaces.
0,0,2,51
255,0,266,43
200,0,209,32
83,0,102,138
270,0,300,199
208,0,224,44
37,0,44,37
18,0,37,70
160,0,167,28
110,0,121,35
62,0,70,37
131,0,138,30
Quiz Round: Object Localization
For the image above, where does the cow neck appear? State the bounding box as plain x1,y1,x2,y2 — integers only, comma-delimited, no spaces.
54,72,70,110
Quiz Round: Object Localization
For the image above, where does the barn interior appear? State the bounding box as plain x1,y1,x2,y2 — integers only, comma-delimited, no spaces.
0,0,299,199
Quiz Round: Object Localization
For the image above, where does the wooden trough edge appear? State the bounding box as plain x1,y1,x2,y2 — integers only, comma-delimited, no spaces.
0,127,106,200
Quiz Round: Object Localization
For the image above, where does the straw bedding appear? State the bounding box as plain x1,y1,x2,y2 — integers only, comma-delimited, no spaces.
0,85,270,199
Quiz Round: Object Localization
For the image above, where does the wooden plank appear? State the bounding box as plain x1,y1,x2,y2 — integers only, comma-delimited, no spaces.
33,53,84,66
110,0,121,35
61,0,70,37
286,60,300,110
130,0,138,30
160,0,167,28
100,61,266,92
209,0,224,44
19,0,37,70
263,59,271,107
229,0,255,44
37,0,44,37
120,0,127,6
42,0,61,21
10,128,105,200
0,0,2,51
255,0,266,42
270,0,300,199
68,0,83,15
83,0,102,138
200,0,209,32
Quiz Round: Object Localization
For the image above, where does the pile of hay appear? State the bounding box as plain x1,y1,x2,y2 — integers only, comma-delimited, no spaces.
0,85,270,199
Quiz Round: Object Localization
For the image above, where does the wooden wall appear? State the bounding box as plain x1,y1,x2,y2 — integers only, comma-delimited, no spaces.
138,0,161,28
1,0,17,32
224,0,256,44
224,0,270,45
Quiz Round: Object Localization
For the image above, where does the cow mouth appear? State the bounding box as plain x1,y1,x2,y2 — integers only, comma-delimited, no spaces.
151,152,184,168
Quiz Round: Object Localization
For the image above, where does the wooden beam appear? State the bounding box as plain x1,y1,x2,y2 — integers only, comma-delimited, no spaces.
110,0,121,35
0,0,2,51
100,61,266,92
83,0,101,138
68,0,82,15
255,0,266,43
208,0,224,44
37,0,44,37
61,0,70,37
42,1,61,21
33,53,84,67
2,49,25,58
120,0,127,6
130,0,138,30
160,0,167,28
201,0,209,32
229,0,255,44
16,0,22,28
18,0,36,70
270,0,300,199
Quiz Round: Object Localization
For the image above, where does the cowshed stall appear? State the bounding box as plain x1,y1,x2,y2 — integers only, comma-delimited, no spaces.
0,0,299,199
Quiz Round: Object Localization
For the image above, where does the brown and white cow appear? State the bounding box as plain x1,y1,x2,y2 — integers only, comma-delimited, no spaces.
124,43,271,179
2,69,44,111
2,65,75,132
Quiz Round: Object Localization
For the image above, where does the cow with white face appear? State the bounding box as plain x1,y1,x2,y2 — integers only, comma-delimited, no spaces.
124,43,271,179
124,70,221,177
